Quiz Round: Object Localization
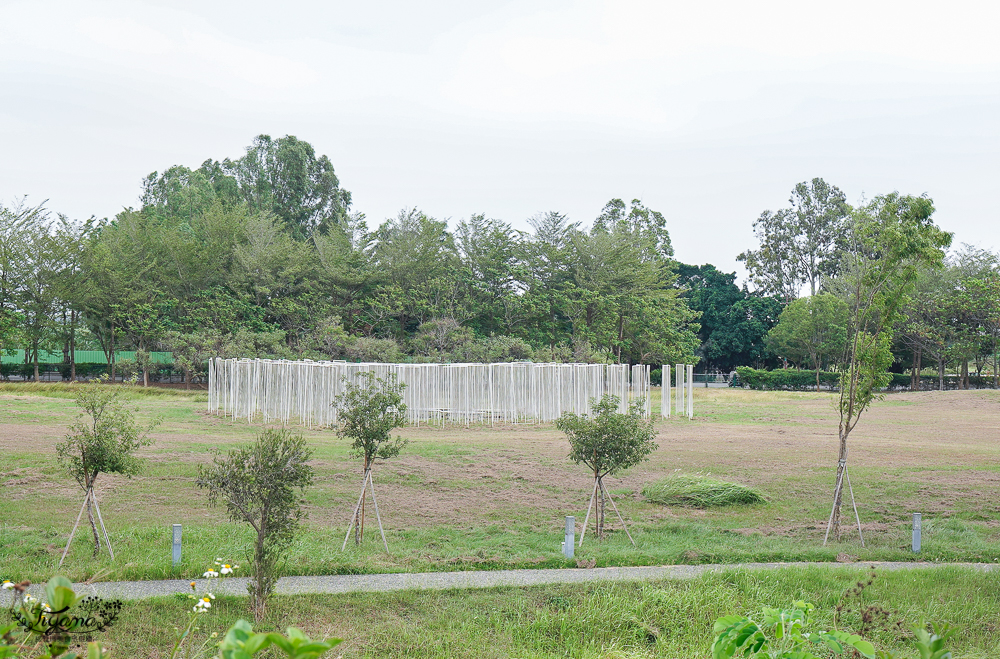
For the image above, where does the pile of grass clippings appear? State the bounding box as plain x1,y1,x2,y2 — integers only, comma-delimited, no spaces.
642,472,766,508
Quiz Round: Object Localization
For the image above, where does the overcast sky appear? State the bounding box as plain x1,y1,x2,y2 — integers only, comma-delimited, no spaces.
2,0,998,280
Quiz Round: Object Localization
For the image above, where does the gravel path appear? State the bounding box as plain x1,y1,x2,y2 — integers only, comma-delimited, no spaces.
25,561,998,602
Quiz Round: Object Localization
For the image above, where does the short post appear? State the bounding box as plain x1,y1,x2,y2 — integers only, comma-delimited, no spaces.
912,513,921,553
563,516,575,559
172,524,182,567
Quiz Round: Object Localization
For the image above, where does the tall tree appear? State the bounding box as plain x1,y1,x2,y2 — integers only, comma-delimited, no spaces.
571,201,698,364
523,211,578,359
766,293,849,390
826,193,951,542
0,201,35,374
225,134,351,239
739,178,850,301
454,213,527,336
370,208,460,337
676,263,782,371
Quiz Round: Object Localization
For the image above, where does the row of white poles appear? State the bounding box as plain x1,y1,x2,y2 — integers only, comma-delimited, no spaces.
208,358,652,428
660,364,694,420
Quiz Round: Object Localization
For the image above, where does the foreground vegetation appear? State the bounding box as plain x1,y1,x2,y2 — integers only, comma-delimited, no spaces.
60,567,999,658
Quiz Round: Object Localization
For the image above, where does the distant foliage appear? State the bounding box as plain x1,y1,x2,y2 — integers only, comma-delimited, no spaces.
733,367,841,391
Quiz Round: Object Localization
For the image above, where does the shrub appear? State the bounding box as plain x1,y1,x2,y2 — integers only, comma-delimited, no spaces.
734,367,840,391
643,473,766,508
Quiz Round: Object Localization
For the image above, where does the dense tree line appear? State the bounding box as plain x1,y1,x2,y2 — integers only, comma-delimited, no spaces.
0,135,710,383
2,139,994,387
748,181,999,389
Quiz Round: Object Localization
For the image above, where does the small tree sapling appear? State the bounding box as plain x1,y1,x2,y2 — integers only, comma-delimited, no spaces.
56,377,159,559
197,428,314,622
556,394,657,544
332,371,407,549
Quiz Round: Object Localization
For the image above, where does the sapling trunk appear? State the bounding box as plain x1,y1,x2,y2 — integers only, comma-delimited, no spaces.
86,495,101,556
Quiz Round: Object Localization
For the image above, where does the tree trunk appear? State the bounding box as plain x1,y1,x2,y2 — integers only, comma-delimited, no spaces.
816,366,821,392
829,430,849,542
994,341,998,389
86,492,101,557
184,367,192,390
961,359,969,390
32,342,40,382
597,476,606,540
109,322,116,382
911,347,921,391
70,311,76,381
938,358,945,391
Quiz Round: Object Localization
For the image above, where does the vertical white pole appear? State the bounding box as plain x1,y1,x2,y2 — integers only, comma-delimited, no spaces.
662,364,670,418
687,364,694,419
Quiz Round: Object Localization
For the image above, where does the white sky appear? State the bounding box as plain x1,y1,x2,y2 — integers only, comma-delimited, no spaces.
2,0,998,280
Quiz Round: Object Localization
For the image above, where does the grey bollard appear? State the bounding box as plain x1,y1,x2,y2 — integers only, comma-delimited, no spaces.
172,524,182,567
912,513,921,553
563,516,575,559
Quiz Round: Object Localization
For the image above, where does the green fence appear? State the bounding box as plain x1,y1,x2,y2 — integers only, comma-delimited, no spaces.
0,349,174,364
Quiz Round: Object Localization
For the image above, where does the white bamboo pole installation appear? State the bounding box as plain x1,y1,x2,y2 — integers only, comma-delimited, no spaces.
661,363,694,420
208,358,655,428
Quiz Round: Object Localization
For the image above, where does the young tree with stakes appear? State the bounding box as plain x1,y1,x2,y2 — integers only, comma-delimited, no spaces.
556,394,657,546
56,377,159,562
825,193,951,544
197,428,314,623
332,371,408,551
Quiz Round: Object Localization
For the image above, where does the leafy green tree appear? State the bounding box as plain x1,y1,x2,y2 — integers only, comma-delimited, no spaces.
332,372,408,547
739,178,850,301
523,211,578,360
454,213,528,336
370,209,460,337
766,293,848,390
0,201,33,374
17,204,65,381
313,212,378,335
894,264,959,391
225,134,351,239
56,378,159,556
676,263,782,370
571,203,697,365
197,428,314,622
556,394,656,543
826,193,951,542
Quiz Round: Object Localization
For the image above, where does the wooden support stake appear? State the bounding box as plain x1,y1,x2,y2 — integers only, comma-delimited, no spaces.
600,478,636,547
846,466,865,547
59,489,91,567
90,488,115,560
578,478,600,548
367,471,389,553
342,474,369,551
822,461,846,546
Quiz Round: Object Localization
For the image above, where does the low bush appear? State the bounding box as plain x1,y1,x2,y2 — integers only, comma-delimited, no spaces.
643,473,767,508
734,367,840,391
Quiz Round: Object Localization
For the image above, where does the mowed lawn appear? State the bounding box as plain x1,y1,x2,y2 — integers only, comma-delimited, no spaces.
2,384,1000,584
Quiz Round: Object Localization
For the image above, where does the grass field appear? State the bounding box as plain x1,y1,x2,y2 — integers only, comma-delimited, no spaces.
2,384,1000,585
48,566,1000,658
